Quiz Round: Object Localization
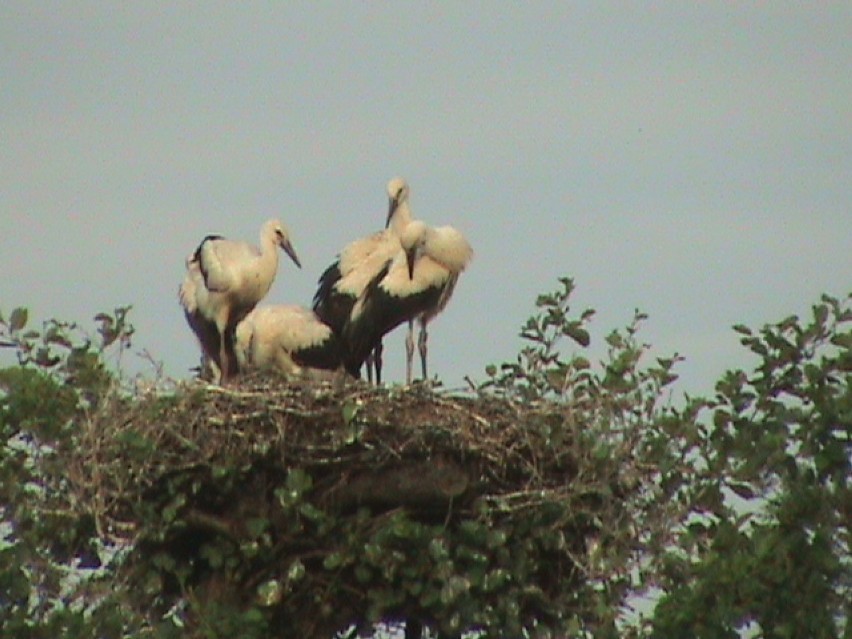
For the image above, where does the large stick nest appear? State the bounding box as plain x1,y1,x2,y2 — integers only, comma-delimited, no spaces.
64,374,638,636
73,375,600,536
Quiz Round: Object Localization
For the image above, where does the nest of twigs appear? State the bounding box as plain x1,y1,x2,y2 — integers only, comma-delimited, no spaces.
63,373,634,637
72,374,595,539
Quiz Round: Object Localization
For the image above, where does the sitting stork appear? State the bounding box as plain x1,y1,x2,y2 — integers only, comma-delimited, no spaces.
179,219,301,383
312,177,414,382
343,219,472,384
234,305,352,379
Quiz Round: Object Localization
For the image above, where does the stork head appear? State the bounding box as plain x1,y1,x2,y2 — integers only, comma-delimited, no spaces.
267,219,302,269
400,220,427,279
385,177,409,228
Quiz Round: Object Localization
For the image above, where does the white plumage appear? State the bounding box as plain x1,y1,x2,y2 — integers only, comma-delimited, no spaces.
234,305,345,378
313,177,415,382
337,177,413,278
179,219,301,383
344,219,473,384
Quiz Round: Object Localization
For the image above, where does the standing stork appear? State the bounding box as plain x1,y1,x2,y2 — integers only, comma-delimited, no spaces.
234,305,352,379
179,252,223,380
312,177,414,382
179,219,301,383
343,219,472,384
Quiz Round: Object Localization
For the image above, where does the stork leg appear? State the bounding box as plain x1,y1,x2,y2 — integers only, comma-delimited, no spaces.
364,351,374,384
373,340,383,385
217,319,239,384
205,355,222,383
418,321,428,381
405,319,416,385
218,340,231,383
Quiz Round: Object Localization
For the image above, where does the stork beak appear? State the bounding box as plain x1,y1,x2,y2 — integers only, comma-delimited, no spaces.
406,247,416,279
385,196,398,229
282,240,302,269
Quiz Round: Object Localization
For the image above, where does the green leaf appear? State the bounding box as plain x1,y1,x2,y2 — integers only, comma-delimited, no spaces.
604,331,622,348
287,559,305,582
9,307,28,332
777,314,799,330
323,552,345,570
298,502,325,522
593,443,611,461
355,564,372,584
245,517,269,539
572,356,591,370
811,301,828,327
440,575,471,604
242,607,265,624
483,568,510,592
256,579,282,606
713,409,731,429
200,543,224,568
563,322,590,347
429,538,449,561
535,294,555,308
34,347,61,368
286,469,313,495
341,400,359,425
830,332,852,349
486,529,507,548
162,493,187,523
116,429,155,458
803,363,823,384
727,481,757,500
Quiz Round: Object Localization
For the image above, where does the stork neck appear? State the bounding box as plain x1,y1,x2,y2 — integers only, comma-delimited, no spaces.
388,200,413,236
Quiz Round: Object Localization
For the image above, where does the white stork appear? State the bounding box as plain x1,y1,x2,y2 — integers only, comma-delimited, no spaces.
343,219,472,384
179,219,301,383
312,177,414,382
179,253,223,380
234,305,352,379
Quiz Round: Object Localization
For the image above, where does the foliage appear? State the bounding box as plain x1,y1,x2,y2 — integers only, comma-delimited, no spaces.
0,284,849,638
649,294,851,638
0,306,140,637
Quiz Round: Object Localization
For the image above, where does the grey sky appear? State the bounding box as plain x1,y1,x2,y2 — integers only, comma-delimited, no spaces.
1,3,850,395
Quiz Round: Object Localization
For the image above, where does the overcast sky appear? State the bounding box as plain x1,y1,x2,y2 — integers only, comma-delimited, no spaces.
1,3,850,396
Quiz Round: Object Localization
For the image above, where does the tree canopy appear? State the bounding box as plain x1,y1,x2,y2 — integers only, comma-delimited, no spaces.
1,280,849,638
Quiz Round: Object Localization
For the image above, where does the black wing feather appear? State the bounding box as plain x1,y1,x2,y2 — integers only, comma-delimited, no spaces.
342,263,443,373
312,260,357,334
291,331,344,371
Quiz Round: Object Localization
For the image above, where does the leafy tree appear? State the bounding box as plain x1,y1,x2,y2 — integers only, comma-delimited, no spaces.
0,306,139,637
0,284,848,638
649,294,851,638
486,282,850,637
